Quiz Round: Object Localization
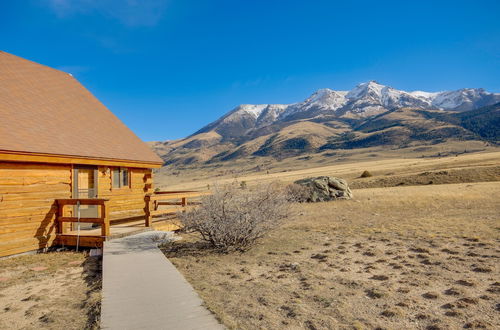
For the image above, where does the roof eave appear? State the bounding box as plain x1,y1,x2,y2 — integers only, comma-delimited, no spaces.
0,150,163,168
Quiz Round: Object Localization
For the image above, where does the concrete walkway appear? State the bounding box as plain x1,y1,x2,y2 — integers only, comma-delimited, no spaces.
100,231,223,330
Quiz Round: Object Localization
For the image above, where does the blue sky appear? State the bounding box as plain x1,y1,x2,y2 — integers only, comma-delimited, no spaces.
2,0,499,141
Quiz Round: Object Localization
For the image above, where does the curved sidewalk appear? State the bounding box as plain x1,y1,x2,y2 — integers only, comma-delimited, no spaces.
100,231,223,330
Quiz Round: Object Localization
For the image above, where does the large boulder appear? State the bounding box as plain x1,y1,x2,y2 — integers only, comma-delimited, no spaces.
294,176,353,202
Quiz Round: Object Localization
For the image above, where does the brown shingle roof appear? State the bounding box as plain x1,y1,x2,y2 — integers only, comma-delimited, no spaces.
0,51,163,165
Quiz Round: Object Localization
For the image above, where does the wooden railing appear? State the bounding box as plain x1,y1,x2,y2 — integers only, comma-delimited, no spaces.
55,198,110,237
54,192,209,243
144,191,209,227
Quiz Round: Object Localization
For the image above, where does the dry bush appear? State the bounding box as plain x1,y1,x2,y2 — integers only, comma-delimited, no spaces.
360,170,373,178
285,183,313,203
178,182,291,251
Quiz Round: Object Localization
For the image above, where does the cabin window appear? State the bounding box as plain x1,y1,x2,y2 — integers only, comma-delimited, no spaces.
122,168,129,187
112,168,130,189
112,168,120,188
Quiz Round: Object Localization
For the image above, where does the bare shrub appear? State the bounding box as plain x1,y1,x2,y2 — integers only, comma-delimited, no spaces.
178,182,291,251
150,232,176,247
360,170,373,178
285,183,313,203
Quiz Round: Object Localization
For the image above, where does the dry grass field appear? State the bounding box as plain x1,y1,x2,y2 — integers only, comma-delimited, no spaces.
156,150,500,191
0,252,101,330
163,182,500,329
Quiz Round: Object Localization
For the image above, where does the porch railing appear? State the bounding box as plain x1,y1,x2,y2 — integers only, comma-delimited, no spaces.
54,191,209,244
55,198,110,237
144,191,210,227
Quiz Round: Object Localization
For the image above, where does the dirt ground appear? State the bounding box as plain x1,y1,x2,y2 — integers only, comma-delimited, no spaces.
163,182,500,329
0,251,101,330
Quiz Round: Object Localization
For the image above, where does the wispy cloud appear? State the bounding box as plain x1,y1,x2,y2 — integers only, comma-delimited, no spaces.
45,0,168,27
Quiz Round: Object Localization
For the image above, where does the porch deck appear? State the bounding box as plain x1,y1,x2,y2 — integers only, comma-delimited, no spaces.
54,190,208,248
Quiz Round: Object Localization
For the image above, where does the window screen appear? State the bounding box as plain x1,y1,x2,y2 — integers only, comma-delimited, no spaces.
122,168,129,187
112,168,120,188
112,168,130,188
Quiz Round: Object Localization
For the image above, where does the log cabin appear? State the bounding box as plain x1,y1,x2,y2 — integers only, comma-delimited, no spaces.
0,51,170,257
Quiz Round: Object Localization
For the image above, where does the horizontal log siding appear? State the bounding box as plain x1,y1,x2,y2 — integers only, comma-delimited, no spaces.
0,162,72,257
97,167,153,221
0,163,154,257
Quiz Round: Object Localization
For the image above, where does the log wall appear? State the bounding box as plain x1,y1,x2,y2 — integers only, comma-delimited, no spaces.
0,162,154,257
97,166,153,220
0,162,72,257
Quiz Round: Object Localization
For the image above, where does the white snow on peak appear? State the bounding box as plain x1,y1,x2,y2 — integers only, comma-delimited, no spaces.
410,90,441,99
431,90,475,109
222,82,498,126
346,81,386,99
303,88,348,110
220,104,269,124
430,89,498,110
235,104,268,117
266,104,289,111
261,104,289,119
346,81,422,109
380,86,404,102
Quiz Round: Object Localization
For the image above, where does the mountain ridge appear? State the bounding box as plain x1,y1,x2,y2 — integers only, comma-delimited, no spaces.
192,81,499,140
151,82,500,166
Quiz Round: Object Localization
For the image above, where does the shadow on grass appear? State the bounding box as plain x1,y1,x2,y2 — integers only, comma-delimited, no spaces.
160,240,226,258
81,255,102,330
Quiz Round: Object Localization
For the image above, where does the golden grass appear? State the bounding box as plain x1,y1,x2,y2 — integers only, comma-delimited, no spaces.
163,182,500,329
0,252,101,330
157,150,500,191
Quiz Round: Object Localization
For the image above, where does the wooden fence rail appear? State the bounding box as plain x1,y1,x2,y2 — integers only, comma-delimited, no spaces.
53,191,209,247
144,191,210,227
55,198,110,237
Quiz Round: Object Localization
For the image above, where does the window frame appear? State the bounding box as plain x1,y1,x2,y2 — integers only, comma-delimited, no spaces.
111,167,131,190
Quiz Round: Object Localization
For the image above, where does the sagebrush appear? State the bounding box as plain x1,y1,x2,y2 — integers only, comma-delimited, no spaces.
360,170,373,178
285,183,313,203
178,183,291,251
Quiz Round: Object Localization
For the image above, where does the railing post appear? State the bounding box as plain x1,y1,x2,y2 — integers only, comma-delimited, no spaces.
145,194,152,227
181,197,188,214
101,200,110,237
56,200,64,235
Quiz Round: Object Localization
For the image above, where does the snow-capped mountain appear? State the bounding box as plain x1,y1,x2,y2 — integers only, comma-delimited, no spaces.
153,88,500,166
339,81,432,116
430,88,500,111
193,81,500,138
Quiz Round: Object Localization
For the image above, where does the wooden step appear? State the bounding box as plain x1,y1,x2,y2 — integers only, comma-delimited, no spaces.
57,234,104,248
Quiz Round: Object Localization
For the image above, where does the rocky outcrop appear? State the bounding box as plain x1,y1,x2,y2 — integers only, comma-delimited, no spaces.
294,176,353,202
